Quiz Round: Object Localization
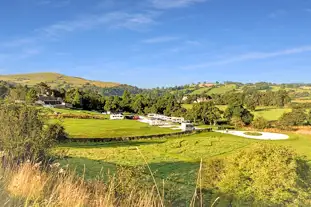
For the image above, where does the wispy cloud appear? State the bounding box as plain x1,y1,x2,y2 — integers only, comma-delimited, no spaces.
183,45,311,70
185,40,201,46
19,48,42,59
38,11,157,37
142,36,180,44
268,9,287,18
150,0,206,9
0,11,158,49
37,0,71,7
306,9,311,13
0,37,37,48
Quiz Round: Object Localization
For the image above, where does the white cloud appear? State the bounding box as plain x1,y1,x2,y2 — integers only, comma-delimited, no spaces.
142,36,180,43
183,45,311,70
38,11,157,38
150,0,206,9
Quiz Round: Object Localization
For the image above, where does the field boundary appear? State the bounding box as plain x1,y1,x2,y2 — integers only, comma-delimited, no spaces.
67,128,213,143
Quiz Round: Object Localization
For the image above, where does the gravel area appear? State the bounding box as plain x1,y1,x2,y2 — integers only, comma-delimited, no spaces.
215,130,289,140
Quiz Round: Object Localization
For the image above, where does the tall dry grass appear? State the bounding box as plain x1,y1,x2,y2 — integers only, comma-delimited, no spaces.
0,161,164,207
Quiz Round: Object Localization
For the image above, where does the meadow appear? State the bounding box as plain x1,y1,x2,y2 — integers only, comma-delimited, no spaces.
182,104,291,121
57,119,175,138
54,131,311,202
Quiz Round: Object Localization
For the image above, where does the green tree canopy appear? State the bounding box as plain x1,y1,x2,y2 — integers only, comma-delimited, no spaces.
224,104,254,125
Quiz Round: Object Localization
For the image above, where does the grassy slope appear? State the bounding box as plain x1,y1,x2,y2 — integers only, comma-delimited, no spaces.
59,119,175,138
191,84,237,95
0,72,119,88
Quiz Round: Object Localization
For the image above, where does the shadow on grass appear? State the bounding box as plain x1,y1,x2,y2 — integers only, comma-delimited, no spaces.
59,139,167,149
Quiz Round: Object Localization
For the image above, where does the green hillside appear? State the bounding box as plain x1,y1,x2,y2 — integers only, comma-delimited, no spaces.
0,72,120,88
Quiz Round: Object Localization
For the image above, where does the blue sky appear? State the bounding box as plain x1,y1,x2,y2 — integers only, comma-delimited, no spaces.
0,0,311,88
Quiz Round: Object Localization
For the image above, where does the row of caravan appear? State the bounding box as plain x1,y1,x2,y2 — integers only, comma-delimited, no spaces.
147,114,185,123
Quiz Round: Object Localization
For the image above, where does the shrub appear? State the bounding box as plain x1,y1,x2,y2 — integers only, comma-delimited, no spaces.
277,109,308,129
230,116,245,128
45,123,68,142
0,104,62,161
202,144,311,206
252,116,270,129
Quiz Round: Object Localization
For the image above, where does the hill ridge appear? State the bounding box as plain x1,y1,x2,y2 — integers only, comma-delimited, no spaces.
0,72,120,88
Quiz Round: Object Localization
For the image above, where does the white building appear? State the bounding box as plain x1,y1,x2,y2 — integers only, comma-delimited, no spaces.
110,114,124,120
181,123,195,132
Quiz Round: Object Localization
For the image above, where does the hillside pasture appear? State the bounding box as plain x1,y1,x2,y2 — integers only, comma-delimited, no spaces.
0,72,119,88
57,119,175,138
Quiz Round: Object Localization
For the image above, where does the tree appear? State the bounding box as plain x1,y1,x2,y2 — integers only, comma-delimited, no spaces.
6,85,28,102
224,104,254,125
72,89,82,108
278,109,307,128
120,90,132,112
189,102,222,125
35,82,51,95
25,88,38,103
203,144,311,206
252,116,270,129
131,95,145,114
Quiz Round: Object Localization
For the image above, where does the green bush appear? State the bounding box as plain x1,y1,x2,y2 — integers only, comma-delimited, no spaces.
45,123,68,142
252,116,270,129
203,144,311,206
0,104,62,161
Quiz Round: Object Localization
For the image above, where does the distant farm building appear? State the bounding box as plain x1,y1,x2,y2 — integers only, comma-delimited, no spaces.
35,95,72,108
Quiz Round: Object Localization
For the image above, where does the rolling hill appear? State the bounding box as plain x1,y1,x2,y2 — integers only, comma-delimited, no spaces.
0,72,120,88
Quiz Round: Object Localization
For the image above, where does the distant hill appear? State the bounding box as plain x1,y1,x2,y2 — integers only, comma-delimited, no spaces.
0,72,120,88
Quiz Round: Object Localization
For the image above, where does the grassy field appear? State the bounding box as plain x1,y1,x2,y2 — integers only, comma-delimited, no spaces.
54,131,311,202
57,119,175,138
182,104,290,121
0,72,119,88
253,107,291,120
190,84,237,95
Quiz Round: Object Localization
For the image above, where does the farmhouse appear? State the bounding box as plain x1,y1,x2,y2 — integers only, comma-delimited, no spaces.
110,114,124,120
35,95,72,108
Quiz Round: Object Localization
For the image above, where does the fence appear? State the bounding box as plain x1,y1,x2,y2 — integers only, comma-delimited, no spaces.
67,128,213,143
